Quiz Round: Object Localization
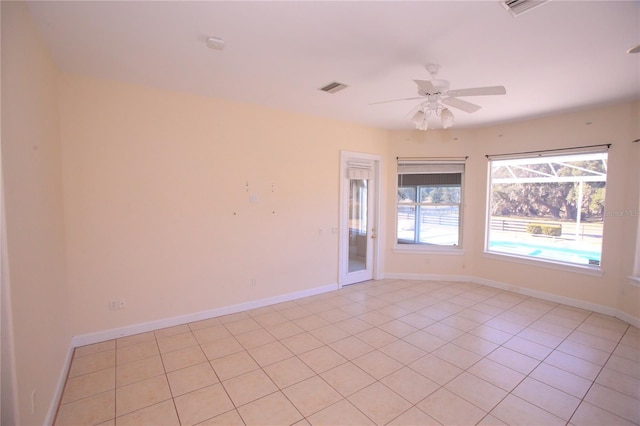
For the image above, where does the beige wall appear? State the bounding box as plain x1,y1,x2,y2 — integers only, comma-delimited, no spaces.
59,74,389,336
385,102,640,321
1,2,71,424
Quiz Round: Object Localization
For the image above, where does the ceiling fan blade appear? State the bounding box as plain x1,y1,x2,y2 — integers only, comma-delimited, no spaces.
368,96,423,105
442,97,482,113
413,79,437,94
446,86,506,97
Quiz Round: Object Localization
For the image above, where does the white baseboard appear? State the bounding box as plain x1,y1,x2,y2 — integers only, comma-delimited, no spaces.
71,283,339,348
45,342,74,426
383,272,640,328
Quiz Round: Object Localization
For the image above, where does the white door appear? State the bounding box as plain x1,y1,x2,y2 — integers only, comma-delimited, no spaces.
339,153,380,286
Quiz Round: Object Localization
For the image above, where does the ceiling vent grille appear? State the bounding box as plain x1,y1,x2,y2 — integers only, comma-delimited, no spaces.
319,82,348,94
501,0,549,17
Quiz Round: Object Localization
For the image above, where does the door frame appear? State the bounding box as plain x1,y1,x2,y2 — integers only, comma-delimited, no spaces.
338,151,383,288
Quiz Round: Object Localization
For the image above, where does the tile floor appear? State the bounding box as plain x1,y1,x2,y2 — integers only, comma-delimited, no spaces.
54,279,640,425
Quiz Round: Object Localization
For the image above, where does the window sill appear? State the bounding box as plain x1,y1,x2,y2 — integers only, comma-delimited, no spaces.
393,245,464,255
483,251,604,277
627,276,640,287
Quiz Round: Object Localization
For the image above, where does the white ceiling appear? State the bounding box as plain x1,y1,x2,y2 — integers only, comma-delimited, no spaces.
27,1,640,130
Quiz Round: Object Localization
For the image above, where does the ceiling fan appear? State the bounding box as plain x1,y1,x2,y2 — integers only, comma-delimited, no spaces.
371,64,506,130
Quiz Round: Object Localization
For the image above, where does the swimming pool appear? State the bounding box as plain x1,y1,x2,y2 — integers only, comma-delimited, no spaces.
488,240,601,266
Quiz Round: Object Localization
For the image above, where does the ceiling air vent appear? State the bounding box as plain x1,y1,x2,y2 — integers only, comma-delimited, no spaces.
319,82,348,94
501,0,549,17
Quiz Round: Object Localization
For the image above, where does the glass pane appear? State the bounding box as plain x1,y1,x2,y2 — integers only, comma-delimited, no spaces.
418,205,459,245
398,187,417,203
397,205,416,244
349,179,367,273
419,186,460,203
487,152,607,266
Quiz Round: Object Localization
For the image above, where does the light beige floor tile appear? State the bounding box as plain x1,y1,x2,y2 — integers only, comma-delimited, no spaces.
451,333,498,357
605,354,640,379
398,312,435,329
96,419,114,426
264,321,305,340
545,351,601,380
355,327,397,348
614,343,640,363
294,314,330,331
224,317,262,335
503,336,554,360
529,318,574,338
115,375,172,417
316,307,353,323
307,399,375,425
377,319,418,338
348,382,412,425
192,325,231,344
467,358,525,392
247,340,293,366
417,387,487,425
115,399,179,426
596,367,640,399
491,394,564,426
424,322,466,341
157,332,198,353
237,391,303,425
432,342,482,369
441,315,481,332
167,362,219,397
584,383,640,424
234,328,275,349
116,340,159,365
357,310,394,326
218,311,250,324
69,350,116,377
353,350,402,379
200,336,243,360
209,350,258,381
281,305,312,320
222,369,278,407
387,406,442,426
174,383,234,426
61,367,116,404
280,332,324,355
516,327,564,348
263,356,315,388
457,308,494,324
116,354,164,387
484,318,527,335
470,325,513,345
252,311,288,327
55,390,114,426
529,363,592,398
379,339,426,364
487,347,540,375
403,330,447,352
329,336,374,359
298,345,346,374
557,339,611,366
197,409,244,425
283,375,342,417
512,377,580,420
577,322,625,342
309,324,350,344
320,362,376,397
75,340,116,357
155,324,191,338
335,317,374,334
187,317,221,331
116,332,155,349
570,401,637,426
381,366,439,404
445,371,507,412
477,414,508,425
409,354,463,386
161,345,207,372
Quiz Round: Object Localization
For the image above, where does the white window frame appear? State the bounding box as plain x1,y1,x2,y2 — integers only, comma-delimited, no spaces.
394,158,465,254
484,148,608,271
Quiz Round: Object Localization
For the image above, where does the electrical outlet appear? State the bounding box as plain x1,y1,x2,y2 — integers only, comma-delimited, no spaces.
118,299,126,309
109,300,118,310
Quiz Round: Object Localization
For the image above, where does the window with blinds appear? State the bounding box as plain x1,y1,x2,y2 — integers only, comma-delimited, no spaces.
396,159,465,248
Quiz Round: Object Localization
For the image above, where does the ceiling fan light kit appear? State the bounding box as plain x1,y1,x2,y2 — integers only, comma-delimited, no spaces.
372,64,507,131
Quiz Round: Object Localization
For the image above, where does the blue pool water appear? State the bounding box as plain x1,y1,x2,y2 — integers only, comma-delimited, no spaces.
488,240,601,265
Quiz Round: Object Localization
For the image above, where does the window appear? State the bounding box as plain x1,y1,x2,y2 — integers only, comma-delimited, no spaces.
396,159,464,248
486,149,608,268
